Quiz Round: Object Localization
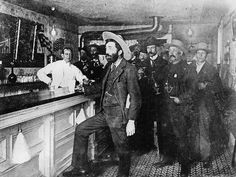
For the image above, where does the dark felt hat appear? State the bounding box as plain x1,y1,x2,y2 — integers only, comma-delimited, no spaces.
144,36,162,47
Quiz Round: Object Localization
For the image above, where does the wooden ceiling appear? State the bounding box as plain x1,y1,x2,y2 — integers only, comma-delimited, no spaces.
3,0,236,43
4,0,234,25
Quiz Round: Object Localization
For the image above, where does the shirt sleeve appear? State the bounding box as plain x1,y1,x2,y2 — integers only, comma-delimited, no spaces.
37,63,53,84
74,67,88,84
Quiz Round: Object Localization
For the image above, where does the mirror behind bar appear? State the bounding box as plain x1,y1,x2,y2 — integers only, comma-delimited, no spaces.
0,12,45,68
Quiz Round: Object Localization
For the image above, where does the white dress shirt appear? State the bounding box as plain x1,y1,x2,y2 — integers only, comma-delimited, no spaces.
37,60,88,91
150,54,158,67
112,57,122,69
196,61,205,74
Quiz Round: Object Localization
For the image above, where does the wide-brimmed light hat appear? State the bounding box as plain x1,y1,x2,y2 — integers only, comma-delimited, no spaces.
165,39,187,54
191,42,212,53
102,31,132,60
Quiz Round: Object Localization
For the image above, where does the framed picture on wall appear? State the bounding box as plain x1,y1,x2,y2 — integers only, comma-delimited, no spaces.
15,19,44,67
0,12,17,66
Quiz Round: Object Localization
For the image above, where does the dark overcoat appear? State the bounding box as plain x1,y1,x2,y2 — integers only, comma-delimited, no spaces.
192,61,229,160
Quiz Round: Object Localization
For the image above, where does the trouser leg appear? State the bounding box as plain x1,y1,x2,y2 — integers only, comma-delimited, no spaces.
109,125,130,176
71,111,107,169
155,100,167,156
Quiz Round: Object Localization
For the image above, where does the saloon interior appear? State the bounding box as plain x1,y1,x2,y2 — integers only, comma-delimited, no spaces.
1,0,236,177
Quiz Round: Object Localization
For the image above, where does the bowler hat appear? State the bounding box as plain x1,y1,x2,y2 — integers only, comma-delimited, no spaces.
144,36,162,47
165,39,187,54
102,31,132,60
191,42,212,53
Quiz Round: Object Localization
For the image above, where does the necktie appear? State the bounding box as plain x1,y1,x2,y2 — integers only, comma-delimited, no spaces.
111,64,116,72
150,60,153,67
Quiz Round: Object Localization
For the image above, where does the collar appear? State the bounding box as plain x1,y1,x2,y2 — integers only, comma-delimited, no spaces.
196,61,205,67
62,60,71,66
113,57,122,68
150,54,158,61
131,56,136,61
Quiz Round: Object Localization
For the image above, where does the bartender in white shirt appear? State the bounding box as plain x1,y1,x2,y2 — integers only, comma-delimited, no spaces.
37,46,89,92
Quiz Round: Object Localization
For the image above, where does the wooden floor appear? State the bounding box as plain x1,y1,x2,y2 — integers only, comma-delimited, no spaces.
61,148,236,177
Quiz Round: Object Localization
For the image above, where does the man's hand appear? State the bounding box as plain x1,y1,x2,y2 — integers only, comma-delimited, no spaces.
126,120,135,136
198,82,208,90
83,79,95,85
47,81,55,91
170,96,181,104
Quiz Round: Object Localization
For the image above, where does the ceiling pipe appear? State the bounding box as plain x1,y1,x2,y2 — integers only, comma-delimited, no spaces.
80,16,161,47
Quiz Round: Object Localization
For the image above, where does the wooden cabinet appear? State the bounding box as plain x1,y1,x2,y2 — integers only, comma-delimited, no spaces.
0,93,98,177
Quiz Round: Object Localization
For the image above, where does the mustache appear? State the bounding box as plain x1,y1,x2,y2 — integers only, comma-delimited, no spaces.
106,54,111,58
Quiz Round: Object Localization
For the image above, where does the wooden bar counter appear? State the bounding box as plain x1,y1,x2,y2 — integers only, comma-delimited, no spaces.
0,88,99,177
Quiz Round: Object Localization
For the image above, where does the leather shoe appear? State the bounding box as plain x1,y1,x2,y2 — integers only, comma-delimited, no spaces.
63,168,89,177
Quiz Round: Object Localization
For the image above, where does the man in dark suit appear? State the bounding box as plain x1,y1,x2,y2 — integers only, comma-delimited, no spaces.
163,39,195,177
144,36,168,153
191,42,229,169
63,31,141,177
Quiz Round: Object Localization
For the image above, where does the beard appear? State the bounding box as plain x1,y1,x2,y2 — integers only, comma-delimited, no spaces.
169,55,177,63
169,55,181,64
134,51,140,57
106,52,119,63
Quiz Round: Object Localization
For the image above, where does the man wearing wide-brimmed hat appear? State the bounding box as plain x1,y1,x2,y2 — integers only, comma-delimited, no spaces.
188,42,229,172
142,36,168,153
161,39,196,177
63,31,141,177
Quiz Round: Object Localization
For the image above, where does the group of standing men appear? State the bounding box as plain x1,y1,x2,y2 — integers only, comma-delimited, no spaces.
37,30,229,177
130,36,229,177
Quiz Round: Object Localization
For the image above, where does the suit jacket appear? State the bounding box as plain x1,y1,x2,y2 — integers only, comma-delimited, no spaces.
146,56,168,95
99,58,142,123
194,61,227,117
196,61,223,94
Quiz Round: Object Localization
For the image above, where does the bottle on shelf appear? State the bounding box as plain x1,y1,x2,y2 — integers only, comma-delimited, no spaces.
0,60,5,84
8,62,17,84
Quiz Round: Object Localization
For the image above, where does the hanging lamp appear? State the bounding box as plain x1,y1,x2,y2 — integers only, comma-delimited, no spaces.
12,127,31,164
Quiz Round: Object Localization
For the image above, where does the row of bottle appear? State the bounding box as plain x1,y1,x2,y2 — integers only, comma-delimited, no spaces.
0,89,31,97
18,74,40,83
0,74,40,84
0,61,41,84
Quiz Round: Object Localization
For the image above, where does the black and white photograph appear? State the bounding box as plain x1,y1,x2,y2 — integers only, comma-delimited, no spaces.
1,0,236,176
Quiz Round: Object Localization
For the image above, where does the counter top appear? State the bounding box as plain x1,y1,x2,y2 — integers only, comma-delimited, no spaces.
0,88,92,115
0,81,48,97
